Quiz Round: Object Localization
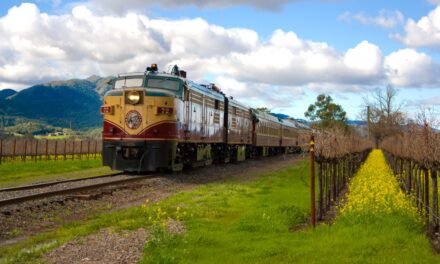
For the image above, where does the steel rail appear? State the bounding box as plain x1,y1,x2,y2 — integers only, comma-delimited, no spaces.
0,173,124,193
0,175,149,207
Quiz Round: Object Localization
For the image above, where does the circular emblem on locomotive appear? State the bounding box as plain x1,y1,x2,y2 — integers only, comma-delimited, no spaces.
125,110,142,130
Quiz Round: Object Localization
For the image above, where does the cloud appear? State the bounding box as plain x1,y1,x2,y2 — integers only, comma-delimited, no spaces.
88,0,303,12
428,0,440,5
407,96,440,107
0,3,439,107
211,34,385,87
338,10,404,28
384,49,440,87
397,5,440,49
214,76,305,109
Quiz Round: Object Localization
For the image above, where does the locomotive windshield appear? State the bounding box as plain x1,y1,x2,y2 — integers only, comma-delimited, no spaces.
114,77,144,89
147,78,181,91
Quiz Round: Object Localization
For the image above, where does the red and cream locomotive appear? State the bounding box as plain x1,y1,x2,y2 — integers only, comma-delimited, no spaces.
101,64,309,172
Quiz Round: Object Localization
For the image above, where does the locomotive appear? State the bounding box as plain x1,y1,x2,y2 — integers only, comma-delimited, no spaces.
101,64,309,172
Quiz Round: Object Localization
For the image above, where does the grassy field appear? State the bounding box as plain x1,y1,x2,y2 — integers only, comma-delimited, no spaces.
0,154,439,263
0,158,115,188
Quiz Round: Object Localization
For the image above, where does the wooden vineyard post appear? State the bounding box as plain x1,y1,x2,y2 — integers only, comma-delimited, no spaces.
12,138,16,161
431,170,438,232
406,160,411,194
64,140,67,160
318,162,323,221
87,141,90,160
0,139,2,165
72,140,75,160
310,134,316,228
94,140,98,159
54,140,58,160
45,139,49,160
23,140,27,162
79,141,83,160
34,140,38,163
332,161,337,201
424,168,430,218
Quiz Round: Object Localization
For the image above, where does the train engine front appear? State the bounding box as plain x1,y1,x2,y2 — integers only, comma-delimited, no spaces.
101,64,185,172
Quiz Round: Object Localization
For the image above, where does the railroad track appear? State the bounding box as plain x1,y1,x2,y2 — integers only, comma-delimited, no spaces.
0,174,151,208
0,173,124,193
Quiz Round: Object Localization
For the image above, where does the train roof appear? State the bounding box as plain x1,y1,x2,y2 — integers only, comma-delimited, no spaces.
251,109,283,125
229,97,251,111
186,80,225,101
282,118,311,130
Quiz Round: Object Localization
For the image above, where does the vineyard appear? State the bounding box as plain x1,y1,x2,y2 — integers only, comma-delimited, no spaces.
313,129,372,220
0,138,102,164
308,123,440,247
381,124,440,232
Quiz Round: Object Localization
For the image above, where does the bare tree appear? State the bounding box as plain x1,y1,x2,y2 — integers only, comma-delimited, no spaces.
363,85,405,147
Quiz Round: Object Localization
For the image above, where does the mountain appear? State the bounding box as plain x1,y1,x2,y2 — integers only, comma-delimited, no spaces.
0,76,114,131
87,75,113,96
346,120,367,126
0,89,17,99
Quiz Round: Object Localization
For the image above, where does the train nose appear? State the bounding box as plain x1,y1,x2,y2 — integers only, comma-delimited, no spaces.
121,147,144,160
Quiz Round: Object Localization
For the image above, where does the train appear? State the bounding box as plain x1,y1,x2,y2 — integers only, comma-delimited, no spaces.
101,64,310,172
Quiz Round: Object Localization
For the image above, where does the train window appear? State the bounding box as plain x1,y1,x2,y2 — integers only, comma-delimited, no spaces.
214,112,220,124
231,117,237,128
115,77,143,89
233,107,237,115
147,78,181,91
215,100,220,110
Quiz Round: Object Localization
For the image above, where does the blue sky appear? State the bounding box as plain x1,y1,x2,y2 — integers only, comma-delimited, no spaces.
0,0,439,121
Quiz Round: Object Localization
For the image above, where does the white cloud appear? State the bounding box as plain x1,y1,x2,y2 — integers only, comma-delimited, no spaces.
339,10,404,28
88,0,301,12
408,96,440,107
343,41,383,75
214,76,304,109
0,2,439,109
428,0,440,5
397,6,440,49
384,49,440,87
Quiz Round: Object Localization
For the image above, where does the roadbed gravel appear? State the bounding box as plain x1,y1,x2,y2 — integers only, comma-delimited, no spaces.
44,228,149,264
0,174,140,201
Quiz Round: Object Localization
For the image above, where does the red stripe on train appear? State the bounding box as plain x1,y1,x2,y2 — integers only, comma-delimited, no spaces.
102,120,182,140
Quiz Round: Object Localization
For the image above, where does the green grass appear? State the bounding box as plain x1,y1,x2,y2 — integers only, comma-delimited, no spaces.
0,158,116,188
0,160,438,263
140,160,438,264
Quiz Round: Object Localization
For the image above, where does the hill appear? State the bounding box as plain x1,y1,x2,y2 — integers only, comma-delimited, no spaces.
0,76,113,132
0,89,17,100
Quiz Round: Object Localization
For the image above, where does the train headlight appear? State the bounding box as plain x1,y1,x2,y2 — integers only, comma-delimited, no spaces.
126,91,141,105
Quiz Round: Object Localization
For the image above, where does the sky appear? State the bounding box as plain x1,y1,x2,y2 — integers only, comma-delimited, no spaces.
0,0,439,121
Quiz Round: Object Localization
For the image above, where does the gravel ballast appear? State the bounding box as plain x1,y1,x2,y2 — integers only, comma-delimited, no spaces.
44,228,148,264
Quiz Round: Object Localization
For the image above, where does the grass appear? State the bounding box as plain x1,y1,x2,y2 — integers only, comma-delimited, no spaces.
0,158,116,188
140,154,438,264
0,156,439,263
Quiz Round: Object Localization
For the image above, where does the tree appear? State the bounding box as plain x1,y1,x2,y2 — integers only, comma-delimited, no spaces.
363,85,405,147
304,94,347,128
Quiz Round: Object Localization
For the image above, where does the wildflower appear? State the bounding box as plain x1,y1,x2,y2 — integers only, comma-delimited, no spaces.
340,150,419,220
